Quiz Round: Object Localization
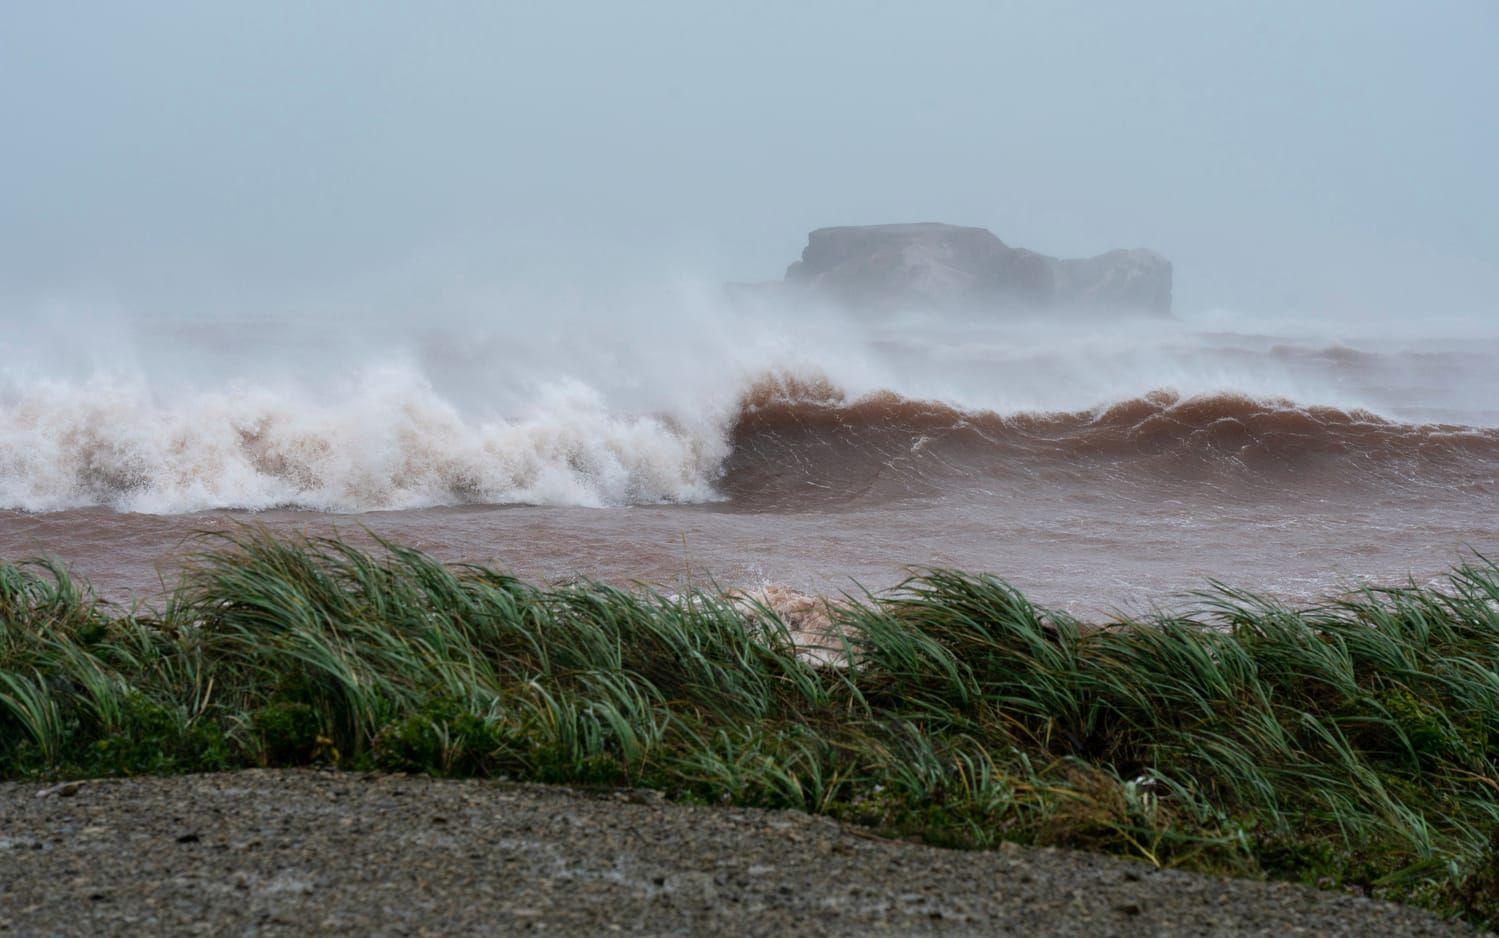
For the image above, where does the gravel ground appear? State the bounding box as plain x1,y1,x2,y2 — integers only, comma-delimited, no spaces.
0,770,1477,937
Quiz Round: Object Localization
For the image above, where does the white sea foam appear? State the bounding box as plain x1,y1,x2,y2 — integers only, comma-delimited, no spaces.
0,368,728,513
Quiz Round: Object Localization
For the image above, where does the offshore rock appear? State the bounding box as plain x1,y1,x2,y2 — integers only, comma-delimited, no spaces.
780,223,1172,316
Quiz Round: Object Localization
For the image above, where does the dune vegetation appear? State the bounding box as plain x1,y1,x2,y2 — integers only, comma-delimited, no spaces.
1,529,1496,926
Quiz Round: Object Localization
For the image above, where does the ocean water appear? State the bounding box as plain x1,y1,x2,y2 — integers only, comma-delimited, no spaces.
2,299,1496,615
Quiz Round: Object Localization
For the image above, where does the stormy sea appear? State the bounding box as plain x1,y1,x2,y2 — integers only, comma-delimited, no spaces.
3,277,1496,617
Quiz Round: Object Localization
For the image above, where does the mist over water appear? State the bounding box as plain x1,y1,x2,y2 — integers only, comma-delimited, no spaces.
3,290,1499,516
2,2,1495,608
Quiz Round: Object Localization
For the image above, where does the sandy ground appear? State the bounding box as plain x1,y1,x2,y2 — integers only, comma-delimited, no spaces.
0,770,1477,937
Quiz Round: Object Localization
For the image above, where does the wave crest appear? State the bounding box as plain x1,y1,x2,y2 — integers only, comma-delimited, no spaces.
721,380,1499,508
0,372,727,513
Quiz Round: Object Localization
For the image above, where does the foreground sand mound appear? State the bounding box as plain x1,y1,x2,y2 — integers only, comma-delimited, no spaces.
0,770,1473,937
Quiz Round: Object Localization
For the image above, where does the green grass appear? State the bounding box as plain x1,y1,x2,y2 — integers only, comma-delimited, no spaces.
2,528,1496,926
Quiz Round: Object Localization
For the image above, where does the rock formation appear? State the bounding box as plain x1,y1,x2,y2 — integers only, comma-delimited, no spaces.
777,223,1172,316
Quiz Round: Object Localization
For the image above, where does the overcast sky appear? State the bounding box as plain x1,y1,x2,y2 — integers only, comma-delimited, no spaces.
2,1,1495,321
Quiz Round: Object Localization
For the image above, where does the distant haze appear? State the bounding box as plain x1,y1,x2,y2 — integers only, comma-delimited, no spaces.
2,1,1496,322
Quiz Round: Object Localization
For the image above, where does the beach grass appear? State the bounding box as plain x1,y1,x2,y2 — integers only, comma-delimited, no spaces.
2,529,1496,926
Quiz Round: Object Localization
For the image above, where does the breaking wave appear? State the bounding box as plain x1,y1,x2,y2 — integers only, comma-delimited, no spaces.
0,371,728,514
2,366,1497,515
721,374,1499,508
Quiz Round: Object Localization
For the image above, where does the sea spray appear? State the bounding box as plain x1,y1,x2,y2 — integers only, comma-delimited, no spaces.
0,368,728,513
4,297,1499,513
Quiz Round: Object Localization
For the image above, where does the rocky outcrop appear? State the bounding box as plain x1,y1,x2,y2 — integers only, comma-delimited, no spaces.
779,223,1172,316
1051,248,1174,315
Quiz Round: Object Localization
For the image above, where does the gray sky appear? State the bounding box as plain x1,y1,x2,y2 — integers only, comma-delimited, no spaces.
2,1,1496,320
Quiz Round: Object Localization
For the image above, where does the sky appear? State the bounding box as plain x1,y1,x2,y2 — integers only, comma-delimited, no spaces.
1,1,1496,321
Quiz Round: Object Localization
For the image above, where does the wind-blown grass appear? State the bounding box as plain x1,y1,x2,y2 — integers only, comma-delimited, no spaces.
1,529,1496,925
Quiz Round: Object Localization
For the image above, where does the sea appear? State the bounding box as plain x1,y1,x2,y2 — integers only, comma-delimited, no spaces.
3,297,1496,617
